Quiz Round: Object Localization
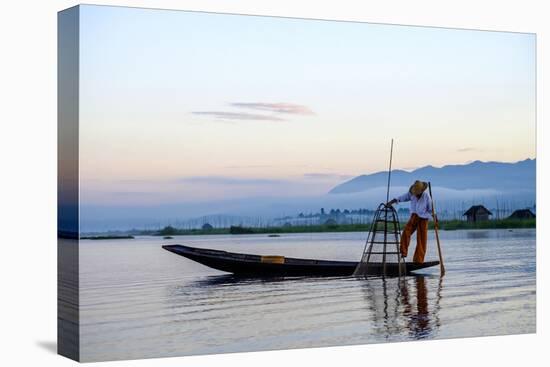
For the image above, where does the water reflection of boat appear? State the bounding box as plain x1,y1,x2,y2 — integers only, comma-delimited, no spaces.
362,276,443,340
162,244,439,276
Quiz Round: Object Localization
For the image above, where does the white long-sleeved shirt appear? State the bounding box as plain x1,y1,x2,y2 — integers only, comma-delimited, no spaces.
396,191,433,219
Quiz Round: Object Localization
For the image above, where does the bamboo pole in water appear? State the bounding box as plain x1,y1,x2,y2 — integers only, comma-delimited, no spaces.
428,182,446,276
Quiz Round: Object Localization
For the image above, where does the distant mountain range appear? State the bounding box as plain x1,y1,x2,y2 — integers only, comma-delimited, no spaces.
80,159,536,232
329,159,536,194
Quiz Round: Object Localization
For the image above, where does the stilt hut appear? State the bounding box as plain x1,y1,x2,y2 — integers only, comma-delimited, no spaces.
508,209,535,219
463,205,492,222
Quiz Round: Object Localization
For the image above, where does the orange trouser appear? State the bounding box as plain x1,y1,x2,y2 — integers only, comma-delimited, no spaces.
400,213,428,264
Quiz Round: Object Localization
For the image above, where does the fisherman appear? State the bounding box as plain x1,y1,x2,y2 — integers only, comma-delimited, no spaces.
386,180,433,264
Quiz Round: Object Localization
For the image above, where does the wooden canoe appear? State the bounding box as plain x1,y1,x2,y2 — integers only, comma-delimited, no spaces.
162,244,439,277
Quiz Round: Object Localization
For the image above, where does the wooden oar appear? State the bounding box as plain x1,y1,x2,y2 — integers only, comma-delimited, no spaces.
428,182,445,276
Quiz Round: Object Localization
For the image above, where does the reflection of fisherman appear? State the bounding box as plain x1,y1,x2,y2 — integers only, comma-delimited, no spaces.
386,180,433,264
400,276,431,338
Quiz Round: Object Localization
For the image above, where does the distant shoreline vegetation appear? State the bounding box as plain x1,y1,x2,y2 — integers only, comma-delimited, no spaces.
80,235,135,240
133,218,535,237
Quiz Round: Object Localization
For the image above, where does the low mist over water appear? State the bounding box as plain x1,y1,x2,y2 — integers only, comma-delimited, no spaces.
80,159,535,232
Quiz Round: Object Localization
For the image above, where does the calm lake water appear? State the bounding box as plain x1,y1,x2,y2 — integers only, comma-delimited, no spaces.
78,229,536,362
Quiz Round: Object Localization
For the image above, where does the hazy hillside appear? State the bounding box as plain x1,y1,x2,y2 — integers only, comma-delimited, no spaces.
80,159,536,232
329,159,536,194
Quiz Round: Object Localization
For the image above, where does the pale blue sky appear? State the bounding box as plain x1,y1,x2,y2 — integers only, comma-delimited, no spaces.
78,5,535,205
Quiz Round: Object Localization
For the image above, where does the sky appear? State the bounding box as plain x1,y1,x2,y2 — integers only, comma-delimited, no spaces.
78,5,536,208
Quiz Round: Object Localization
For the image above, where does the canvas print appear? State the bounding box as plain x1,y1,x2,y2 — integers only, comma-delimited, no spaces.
58,5,536,362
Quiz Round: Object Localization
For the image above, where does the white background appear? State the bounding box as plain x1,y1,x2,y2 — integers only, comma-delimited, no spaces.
0,0,547,366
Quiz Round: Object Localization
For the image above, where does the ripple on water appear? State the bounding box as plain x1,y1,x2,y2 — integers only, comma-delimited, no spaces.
78,229,535,362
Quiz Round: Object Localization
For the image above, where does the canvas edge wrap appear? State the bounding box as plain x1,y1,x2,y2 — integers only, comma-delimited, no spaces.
57,5,80,361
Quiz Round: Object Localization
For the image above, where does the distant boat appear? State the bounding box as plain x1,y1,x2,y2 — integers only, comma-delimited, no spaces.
162,244,439,277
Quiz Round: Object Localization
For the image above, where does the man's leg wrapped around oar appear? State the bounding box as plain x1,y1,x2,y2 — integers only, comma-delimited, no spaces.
400,213,419,258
